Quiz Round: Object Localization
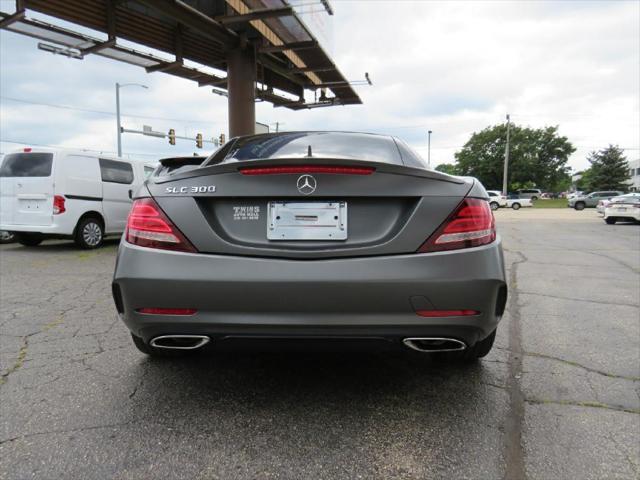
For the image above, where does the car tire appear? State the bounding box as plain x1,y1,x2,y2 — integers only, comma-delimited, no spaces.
605,217,617,224
0,231,16,244
531,196,538,201
443,329,497,363
16,233,44,247
511,203,521,210
130,333,188,357
574,202,585,211
75,216,104,249
490,201,500,211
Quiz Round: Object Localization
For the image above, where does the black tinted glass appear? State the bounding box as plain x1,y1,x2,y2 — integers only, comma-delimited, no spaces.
0,153,53,177
221,132,403,165
394,139,427,168
99,159,133,184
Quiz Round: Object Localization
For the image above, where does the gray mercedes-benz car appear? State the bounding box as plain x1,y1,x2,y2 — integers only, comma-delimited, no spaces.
112,132,507,361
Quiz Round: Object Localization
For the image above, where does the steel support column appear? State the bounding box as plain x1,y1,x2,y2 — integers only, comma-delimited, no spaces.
227,46,256,137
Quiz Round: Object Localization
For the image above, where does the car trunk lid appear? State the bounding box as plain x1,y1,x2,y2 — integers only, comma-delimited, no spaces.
146,158,474,259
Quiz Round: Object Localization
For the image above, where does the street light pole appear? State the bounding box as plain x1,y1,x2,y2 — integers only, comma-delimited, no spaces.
115,82,148,157
115,83,122,157
427,130,432,168
502,114,511,196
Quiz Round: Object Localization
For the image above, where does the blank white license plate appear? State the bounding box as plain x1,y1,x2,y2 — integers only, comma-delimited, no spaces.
267,201,347,240
616,207,627,212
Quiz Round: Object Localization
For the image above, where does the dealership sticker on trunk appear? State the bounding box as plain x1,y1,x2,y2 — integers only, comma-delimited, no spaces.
233,206,261,220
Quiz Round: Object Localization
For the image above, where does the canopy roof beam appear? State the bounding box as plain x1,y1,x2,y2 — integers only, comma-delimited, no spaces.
260,40,317,53
217,6,293,25
136,0,237,49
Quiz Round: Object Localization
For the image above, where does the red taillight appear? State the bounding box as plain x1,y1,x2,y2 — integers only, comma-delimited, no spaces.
418,198,496,253
23,147,32,153
137,308,197,315
416,309,480,317
126,198,197,252
239,165,375,175
53,195,66,214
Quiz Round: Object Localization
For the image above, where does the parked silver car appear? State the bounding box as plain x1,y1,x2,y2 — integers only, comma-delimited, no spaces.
568,191,624,210
597,193,640,215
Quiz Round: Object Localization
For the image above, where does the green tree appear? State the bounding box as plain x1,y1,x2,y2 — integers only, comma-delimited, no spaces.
435,163,460,175
575,168,593,191
454,124,575,191
585,145,629,191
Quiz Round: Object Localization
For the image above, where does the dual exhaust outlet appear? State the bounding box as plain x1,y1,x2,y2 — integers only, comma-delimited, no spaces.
149,335,466,352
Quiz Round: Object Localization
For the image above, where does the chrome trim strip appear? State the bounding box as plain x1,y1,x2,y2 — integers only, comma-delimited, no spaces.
402,337,467,353
150,335,210,350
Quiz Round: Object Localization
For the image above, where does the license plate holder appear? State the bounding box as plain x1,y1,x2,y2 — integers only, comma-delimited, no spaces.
267,201,347,241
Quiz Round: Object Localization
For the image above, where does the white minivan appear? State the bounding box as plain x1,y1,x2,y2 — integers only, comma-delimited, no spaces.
0,148,156,248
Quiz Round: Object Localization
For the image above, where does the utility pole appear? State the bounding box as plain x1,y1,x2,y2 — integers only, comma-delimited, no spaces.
502,114,511,196
427,130,432,167
115,82,148,157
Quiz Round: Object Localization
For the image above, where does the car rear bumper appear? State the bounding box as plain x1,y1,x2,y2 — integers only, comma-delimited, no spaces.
113,238,507,348
604,210,640,221
0,223,65,234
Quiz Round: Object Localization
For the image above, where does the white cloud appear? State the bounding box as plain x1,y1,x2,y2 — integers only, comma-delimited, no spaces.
1,0,638,171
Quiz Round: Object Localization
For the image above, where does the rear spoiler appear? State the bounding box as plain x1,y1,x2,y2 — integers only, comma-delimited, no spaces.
159,156,207,168
152,157,466,185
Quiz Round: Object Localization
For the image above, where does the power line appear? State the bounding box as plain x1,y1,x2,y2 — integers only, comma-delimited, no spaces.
0,96,221,126
0,138,172,158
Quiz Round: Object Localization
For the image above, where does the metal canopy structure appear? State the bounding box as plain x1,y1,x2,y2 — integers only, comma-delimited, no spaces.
0,0,363,137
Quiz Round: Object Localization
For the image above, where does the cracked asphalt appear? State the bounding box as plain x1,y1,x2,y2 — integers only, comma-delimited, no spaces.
1,209,638,479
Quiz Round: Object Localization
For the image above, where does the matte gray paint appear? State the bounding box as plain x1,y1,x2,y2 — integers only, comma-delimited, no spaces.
114,238,506,346
115,153,504,349
145,160,477,259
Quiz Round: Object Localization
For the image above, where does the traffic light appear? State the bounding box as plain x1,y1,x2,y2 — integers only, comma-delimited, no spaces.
196,133,203,149
219,133,225,145
168,128,176,145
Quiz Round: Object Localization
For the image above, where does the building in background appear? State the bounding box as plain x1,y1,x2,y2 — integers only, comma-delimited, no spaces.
626,159,640,192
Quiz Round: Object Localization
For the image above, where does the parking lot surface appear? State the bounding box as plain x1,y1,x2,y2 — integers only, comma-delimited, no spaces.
1,209,638,479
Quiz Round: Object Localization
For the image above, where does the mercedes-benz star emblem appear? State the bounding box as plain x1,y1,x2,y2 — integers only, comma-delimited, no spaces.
296,174,317,195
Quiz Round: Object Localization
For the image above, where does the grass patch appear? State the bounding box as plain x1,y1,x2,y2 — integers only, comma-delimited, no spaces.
533,198,567,208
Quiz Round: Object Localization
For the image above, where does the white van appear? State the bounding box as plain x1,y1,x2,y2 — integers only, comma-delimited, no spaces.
0,148,156,248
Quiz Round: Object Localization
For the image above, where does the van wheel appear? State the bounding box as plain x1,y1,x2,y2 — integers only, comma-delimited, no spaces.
75,217,104,249
511,203,521,210
16,233,43,247
531,196,538,201
574,202,585,211
490,201,500,211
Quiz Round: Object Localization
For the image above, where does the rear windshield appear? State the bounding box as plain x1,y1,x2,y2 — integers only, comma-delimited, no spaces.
0,153,53,177
214,132,404,165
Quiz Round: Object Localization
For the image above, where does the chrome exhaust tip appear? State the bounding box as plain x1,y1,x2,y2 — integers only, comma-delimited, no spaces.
150,335,210,350
402,337,467,353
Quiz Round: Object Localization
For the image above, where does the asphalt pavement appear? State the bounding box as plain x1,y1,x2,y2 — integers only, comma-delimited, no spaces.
1,208,638,479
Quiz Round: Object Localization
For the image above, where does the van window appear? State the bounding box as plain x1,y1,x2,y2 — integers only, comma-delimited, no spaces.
144,166,155,178
0,153,53,177
99,159,133,184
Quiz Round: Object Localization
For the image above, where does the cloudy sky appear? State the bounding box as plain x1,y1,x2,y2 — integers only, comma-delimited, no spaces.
1,0,638,171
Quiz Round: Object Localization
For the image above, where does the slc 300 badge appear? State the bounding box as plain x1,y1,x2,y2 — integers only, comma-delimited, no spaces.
165,185,216,194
